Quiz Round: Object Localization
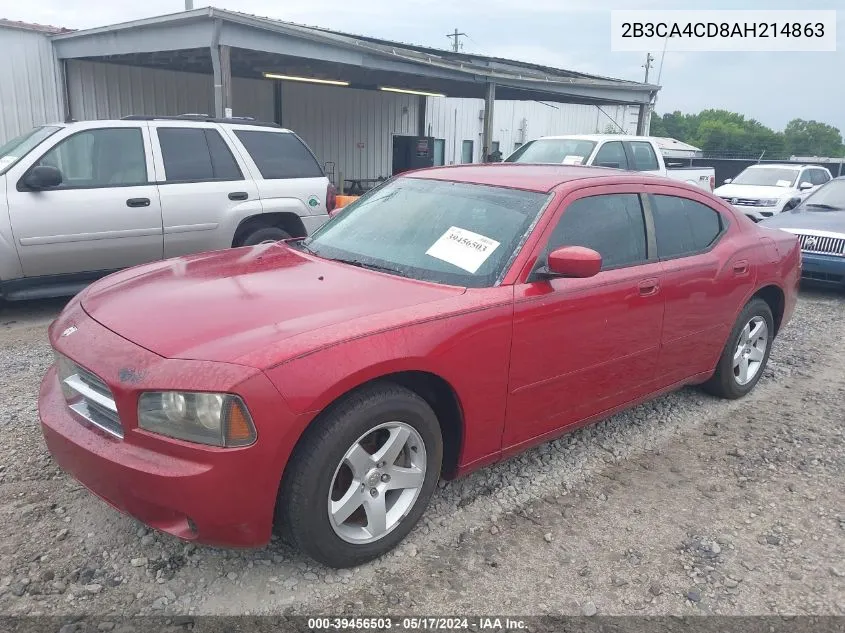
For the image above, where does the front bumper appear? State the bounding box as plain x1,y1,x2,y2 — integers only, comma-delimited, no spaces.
38,299,299,548
800,252,845,287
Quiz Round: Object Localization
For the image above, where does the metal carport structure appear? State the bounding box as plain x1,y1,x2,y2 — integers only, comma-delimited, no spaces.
50,7,659,163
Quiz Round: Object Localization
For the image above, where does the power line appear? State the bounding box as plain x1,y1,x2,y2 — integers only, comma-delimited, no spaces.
446,28,467,53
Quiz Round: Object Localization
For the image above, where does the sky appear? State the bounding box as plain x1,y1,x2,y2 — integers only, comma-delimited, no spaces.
2,0,843,134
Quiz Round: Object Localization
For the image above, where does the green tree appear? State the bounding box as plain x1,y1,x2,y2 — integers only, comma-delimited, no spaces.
783,119,844,157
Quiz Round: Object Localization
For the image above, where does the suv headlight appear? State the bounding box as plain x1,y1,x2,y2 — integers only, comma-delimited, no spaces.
759,199,779,207
138,392,256,447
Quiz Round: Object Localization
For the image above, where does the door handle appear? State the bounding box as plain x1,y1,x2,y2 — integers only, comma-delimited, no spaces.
228,191,249,201
126,198,150,208
733,260,749,275
638,278,660,296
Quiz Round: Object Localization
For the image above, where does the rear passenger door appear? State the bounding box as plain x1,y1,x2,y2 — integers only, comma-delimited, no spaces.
647,188,755,385
150,122,261,258
223,127,330,235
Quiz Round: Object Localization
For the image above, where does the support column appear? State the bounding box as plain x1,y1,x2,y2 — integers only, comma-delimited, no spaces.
211,41,232,118
481,82,496,162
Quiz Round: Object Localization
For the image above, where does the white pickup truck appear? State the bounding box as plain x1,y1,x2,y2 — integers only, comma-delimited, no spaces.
505,134,715,192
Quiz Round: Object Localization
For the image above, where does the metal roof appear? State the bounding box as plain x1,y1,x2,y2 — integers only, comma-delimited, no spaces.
0,18,72,34
50,7,658,106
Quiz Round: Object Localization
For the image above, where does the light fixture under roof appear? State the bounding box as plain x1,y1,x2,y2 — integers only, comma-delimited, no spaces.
379,86,446,97
263,72,349,86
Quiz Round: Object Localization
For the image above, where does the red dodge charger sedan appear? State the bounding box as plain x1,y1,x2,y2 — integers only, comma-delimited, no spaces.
39,165,800,568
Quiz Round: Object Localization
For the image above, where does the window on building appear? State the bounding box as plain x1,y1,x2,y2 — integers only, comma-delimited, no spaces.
433,139,446,166
234,130,323,179
158,128,242,182
650,195,723,259
36,128,146,187
545,194,647,270
461,140,474,164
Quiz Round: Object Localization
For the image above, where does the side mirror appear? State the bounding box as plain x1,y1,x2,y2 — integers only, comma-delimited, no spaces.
723,178,732,184
799,181,813,190
783,196,802,212
544,246,602,278
22,165,62,190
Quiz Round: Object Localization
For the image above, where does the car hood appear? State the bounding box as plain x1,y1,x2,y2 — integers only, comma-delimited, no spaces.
760,209,845,234
713,183,794,199
81,243,466,366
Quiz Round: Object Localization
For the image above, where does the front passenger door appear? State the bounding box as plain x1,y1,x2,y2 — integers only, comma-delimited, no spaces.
504,189,665,449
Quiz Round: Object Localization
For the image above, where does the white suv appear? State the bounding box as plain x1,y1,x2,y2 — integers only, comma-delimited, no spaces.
0,116,335,301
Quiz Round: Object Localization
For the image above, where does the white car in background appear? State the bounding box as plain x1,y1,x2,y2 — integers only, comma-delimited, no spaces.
714,164,832,222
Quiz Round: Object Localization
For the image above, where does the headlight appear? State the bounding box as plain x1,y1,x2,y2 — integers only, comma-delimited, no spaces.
759,199,779,207
138,392,256,447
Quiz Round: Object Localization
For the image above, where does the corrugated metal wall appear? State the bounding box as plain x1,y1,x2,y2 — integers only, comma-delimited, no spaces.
0,26,63,145
279,82,419,185
426,98,639,163
66,60,274,122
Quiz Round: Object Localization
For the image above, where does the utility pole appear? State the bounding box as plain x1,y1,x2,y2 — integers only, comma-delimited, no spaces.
446,28,467,53
642,52,654,83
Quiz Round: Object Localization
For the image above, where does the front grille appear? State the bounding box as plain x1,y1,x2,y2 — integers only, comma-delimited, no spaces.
720,197,764,207
795,233,845,257
57,356,123,439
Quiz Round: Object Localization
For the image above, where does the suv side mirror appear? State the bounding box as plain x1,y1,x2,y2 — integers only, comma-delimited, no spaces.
544,246,602,278
22,165,62,190
784,196,802,212
723,178,732,184
798,181,813,190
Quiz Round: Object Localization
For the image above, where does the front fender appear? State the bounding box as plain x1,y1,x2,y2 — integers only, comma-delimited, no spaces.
263,299,514,469
0,175,24,283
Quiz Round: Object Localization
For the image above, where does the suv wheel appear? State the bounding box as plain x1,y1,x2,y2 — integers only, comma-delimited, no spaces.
278,383,442,568
239,226,291,246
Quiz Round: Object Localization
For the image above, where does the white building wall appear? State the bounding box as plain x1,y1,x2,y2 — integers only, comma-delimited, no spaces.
426,97,640,163
0,25,63,145
279,82,419,186
66,60,274,122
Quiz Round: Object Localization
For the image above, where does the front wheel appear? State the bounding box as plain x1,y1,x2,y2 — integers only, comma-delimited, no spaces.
238,226,291,246
704,298,774,399
278,383,442,568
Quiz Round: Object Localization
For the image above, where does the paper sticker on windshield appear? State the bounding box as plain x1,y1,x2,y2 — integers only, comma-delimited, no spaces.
562,155,584,165
776,179,792,187
425,226,500,274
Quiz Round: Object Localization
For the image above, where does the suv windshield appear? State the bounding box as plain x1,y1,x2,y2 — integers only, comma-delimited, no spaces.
800,179,845,211
302,178,549,287
0,126,62,175
732,167,799,187
505,138,597,165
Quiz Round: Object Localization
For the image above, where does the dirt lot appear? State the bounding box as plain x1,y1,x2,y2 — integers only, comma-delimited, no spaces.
0,289,843,619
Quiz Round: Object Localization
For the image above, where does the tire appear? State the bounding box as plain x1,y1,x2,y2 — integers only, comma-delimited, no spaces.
278,383,443,568
238,226,291,246
703,298,774,399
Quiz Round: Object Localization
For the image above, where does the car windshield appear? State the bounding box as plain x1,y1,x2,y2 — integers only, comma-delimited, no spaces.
505,139,597,165
0,126,62,175
301,178,549,288
732,167,799,187
800,179,845,211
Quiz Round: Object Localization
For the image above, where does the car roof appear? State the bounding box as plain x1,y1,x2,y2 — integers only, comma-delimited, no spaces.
407,164,655,193
745,163,803,170
532,134,654,143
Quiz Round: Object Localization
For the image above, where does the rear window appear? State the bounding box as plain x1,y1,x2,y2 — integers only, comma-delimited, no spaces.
234,130,323,179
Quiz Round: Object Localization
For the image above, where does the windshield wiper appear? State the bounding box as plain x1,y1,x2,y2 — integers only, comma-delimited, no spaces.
329,257,410,278
805,203,843,211
291,238,318,255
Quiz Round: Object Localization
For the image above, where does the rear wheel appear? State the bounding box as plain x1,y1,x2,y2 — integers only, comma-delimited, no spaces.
704,298,774,399
238,226,291,246
278,383,442,568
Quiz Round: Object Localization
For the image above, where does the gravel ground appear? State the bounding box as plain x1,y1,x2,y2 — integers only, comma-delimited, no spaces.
0,288,843,618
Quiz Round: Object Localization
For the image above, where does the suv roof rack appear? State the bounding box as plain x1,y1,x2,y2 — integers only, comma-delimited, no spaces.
120,114,281,128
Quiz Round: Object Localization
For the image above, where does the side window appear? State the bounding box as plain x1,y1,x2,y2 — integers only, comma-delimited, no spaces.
798,171,813,187
650,195,723,259
810,170,829,185
35,128,146,188
593,141,628,170
234,130,323,179
158,128,242,182
627,141,660,171
545,193,647,269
